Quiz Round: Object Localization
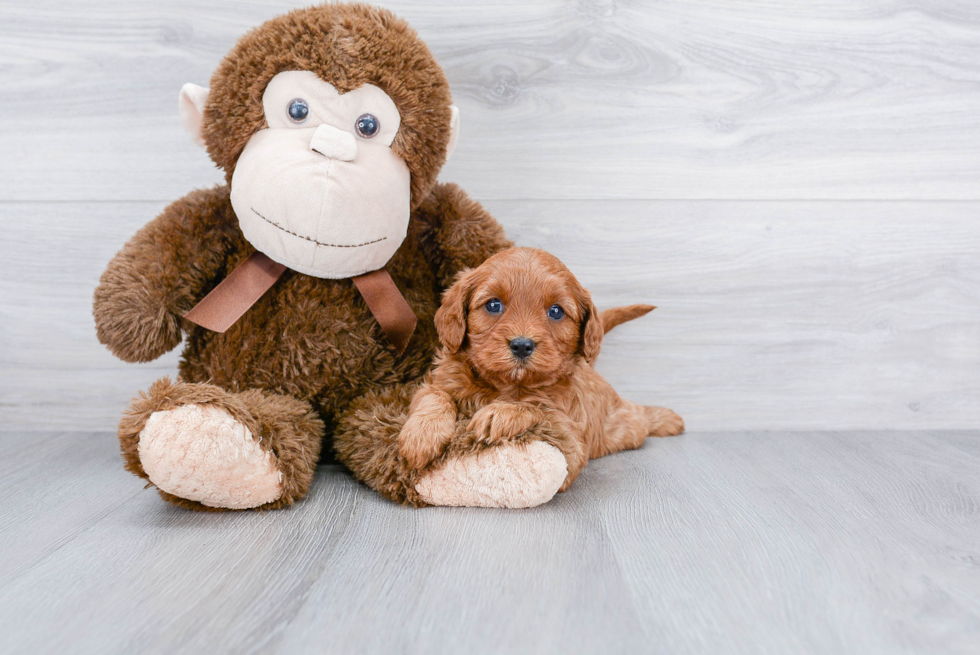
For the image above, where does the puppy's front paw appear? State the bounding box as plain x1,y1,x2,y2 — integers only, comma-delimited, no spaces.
467,402,543,445
645,407,685,437
398,392,457,469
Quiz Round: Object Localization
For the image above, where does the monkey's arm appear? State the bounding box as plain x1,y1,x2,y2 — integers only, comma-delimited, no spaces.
415,182,514,287
93,185,239,363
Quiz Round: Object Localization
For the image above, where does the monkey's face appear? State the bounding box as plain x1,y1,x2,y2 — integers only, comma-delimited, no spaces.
179,5,460,279
228,71,411,279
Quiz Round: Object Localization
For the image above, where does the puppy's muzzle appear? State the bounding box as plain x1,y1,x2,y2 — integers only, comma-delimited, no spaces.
509,337,536,360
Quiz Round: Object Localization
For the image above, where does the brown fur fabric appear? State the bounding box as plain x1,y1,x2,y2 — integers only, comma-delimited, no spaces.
94,3,514,510
96,180,512,508
397,248,685,493
203,2,452,208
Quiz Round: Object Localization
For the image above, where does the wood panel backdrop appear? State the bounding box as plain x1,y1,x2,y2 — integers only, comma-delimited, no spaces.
1,0,978,432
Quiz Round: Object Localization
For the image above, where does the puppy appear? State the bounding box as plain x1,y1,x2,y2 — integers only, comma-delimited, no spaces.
398,247,684,493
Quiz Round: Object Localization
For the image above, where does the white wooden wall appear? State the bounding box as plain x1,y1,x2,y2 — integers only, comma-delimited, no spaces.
1,0,978,431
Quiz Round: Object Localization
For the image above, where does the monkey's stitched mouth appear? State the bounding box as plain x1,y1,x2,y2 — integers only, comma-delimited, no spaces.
251,207,387,248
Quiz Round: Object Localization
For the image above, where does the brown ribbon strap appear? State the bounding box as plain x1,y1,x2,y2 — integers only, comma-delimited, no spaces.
183,252,286,333
183,253,417,355
352,268,418,356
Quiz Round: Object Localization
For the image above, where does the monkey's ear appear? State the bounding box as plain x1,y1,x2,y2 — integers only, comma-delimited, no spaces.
434,267,475,353
179,83,210,148
445,106,460,161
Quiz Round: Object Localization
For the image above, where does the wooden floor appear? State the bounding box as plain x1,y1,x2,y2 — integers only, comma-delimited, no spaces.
1,430,977,654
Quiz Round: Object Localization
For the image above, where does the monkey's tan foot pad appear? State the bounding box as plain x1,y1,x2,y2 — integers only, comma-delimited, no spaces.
138,404,282,509
416,441,567,509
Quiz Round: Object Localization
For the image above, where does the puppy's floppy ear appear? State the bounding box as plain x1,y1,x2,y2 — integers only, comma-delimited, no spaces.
575,282,603,364
435,268,477,353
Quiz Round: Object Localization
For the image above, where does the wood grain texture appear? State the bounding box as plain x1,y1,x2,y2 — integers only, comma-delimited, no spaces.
0,431,142,587
1,0,979,201
3,200,977,432
0,430,976,654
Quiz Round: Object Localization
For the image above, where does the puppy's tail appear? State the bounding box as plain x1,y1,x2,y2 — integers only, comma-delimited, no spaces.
600,304,655,334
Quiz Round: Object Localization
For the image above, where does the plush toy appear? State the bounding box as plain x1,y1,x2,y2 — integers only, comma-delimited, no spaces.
93,2,572,510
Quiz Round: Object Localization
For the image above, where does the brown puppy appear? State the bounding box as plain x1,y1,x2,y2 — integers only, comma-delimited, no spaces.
399,247,684,495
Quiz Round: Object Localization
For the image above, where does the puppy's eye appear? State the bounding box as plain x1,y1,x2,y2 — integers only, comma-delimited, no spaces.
485,298,503,314
548,304,565,320
355,113,380,138
287,98,309,123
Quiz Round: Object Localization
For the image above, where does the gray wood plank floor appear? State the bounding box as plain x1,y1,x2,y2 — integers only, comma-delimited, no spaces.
1,430,977,655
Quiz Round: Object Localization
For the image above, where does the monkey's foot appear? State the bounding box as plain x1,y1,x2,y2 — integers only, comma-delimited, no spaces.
138,404,283,509
416,441,567,509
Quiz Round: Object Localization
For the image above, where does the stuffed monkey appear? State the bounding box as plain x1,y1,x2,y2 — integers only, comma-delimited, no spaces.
94,3,574,510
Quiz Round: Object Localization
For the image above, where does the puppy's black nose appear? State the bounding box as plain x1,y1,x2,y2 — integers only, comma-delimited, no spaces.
509,337,536,360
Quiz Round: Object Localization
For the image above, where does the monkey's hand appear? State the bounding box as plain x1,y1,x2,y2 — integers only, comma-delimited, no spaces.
398,387,457,469
94,267,183,364
93,186,237,363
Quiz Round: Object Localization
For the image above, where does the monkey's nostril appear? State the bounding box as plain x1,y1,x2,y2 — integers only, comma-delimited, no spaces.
309,124,358,161
509,337,535,360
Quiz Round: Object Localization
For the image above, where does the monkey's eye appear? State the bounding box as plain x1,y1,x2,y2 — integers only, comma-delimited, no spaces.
485,299,503,314
548,305,565,320
287,98,309,123
355,113,380,138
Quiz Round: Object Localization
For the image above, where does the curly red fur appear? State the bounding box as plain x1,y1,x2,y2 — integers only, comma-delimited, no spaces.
399,248,684,492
